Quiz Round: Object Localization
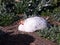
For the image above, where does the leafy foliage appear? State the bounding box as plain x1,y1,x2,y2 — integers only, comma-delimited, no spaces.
0,0,19,26
15,0,57,17
37,25,60,44
36,6,60,45
0,13,18,26
0,0,60,44
15,0,29,14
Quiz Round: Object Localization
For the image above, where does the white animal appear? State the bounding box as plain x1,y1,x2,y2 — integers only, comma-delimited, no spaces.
18,16,47,32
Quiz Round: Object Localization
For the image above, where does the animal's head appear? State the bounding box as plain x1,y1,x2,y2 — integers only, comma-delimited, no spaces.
19,19,25,25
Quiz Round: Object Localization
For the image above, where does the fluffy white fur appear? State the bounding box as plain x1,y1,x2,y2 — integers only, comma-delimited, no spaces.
18,16,47,32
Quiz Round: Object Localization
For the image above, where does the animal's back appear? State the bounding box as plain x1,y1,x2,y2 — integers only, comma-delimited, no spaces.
23,16,47,32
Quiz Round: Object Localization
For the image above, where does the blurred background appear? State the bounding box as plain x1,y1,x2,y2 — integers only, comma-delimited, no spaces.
0,0,60,26
0,0,60,45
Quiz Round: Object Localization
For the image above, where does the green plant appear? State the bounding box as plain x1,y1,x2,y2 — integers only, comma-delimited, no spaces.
51,7,60,22
0,0,19,26
37,25,60,44
0,13,18,26
41,10,52,16
15,0,29,14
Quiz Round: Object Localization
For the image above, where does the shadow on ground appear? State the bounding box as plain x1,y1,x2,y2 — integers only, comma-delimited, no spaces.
0,30,35,45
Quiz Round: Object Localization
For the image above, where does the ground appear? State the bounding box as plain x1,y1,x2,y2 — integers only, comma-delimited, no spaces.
0,20,57,45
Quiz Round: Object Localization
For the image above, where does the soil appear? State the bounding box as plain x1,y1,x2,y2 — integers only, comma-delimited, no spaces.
0,20,57,45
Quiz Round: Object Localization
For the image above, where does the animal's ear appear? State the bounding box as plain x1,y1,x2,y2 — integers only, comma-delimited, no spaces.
19,19,24,25
20,20,24,25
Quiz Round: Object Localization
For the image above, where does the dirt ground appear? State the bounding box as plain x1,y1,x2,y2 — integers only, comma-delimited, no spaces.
0,21,57,45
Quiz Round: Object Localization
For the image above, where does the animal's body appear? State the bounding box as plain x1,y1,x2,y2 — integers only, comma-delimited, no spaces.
18,16,47,32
